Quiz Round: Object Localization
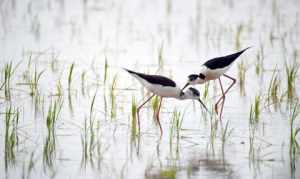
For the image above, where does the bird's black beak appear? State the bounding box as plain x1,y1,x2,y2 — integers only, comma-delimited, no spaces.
198,99,209,113
180,83,189,96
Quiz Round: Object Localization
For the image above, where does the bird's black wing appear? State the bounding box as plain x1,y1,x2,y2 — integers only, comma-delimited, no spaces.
123,68,176,87
203,47,250,69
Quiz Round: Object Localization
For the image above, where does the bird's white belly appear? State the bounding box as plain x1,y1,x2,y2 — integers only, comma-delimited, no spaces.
202,66,230,80
147,85,180,98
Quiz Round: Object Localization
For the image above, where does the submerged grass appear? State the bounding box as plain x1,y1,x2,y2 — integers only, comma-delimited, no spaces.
4,106,19,170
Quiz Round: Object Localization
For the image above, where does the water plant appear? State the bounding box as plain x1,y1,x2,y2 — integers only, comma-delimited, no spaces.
103,57,108,84
68,63,74,90
249,95,260,124
2,62,13,100
237,60,246,96
220,121,233,152
43,98,63,169
131,96,138,137
4,106,19,170
285,61,298,100
289,102,300,160
158,43,164,68
266,67,281,108
110,74,118,119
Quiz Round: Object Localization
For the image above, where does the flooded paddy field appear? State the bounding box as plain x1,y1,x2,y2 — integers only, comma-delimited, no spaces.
0,0,300,178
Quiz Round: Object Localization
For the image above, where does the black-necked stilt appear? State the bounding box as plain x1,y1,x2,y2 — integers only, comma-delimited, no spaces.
124,68,208,136
181,47,250,119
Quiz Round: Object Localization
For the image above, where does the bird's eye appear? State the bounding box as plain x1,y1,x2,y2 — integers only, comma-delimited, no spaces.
188,74,198,81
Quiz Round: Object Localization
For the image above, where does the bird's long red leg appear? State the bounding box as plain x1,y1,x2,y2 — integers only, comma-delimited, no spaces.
137,94,155,134
215,74,236,119
216,78,225,119
155,97,163,137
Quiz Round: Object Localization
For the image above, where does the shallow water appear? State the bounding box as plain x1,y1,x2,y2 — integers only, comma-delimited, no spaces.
0,0,300,179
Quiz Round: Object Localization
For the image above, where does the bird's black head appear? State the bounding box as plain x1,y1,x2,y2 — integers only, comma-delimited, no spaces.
188,74,199,81
188,87,200,97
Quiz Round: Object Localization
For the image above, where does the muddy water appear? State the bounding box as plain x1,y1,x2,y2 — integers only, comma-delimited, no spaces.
0,0,300,179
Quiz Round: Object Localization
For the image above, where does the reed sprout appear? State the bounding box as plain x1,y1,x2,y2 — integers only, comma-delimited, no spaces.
221,121,233,151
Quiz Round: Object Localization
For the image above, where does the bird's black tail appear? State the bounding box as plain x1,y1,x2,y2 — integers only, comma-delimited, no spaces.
226,47,251,62
123,68,137,75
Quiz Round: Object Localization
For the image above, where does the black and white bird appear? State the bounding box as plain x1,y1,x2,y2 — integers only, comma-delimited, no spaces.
181,47,250,119
124,68,209,136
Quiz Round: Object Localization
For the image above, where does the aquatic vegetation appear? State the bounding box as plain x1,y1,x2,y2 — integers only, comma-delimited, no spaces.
169,109,184,145
249,95,260,124
237,60,246,96
131,96,138,137
4,106,19,170
266,67,281,108
151,96,160,117
285,61,298,100
2,62,13,100
235,24,244,50
28,67,44,97
289,102,300,159
220,121,233,151
81,71,86,96
110,74,118,119
68,63,74,90
103,57,108,84
43,98,63,169
158,43,164,68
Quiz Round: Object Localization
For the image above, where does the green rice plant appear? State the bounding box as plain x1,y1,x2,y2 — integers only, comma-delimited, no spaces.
289,102,300,159
131,96,138,137
203,81,210,100
255,53,262,76
2,62,13,100
249,95,260,124
238,60,246,96
43,98,63,169
4,106,19,170
169,109,184,145
28,67,44,96
81,92,103,167
266,67,281,108
81,71,86,96
235,24,244,50
285,61,298,100
103,57,108,84
158,43,164,68
110,74,118,119
68,63,74,90
220,121,233,152
159,168,176,179
55,79,63,97
208,114,218,153
151,96,160,117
